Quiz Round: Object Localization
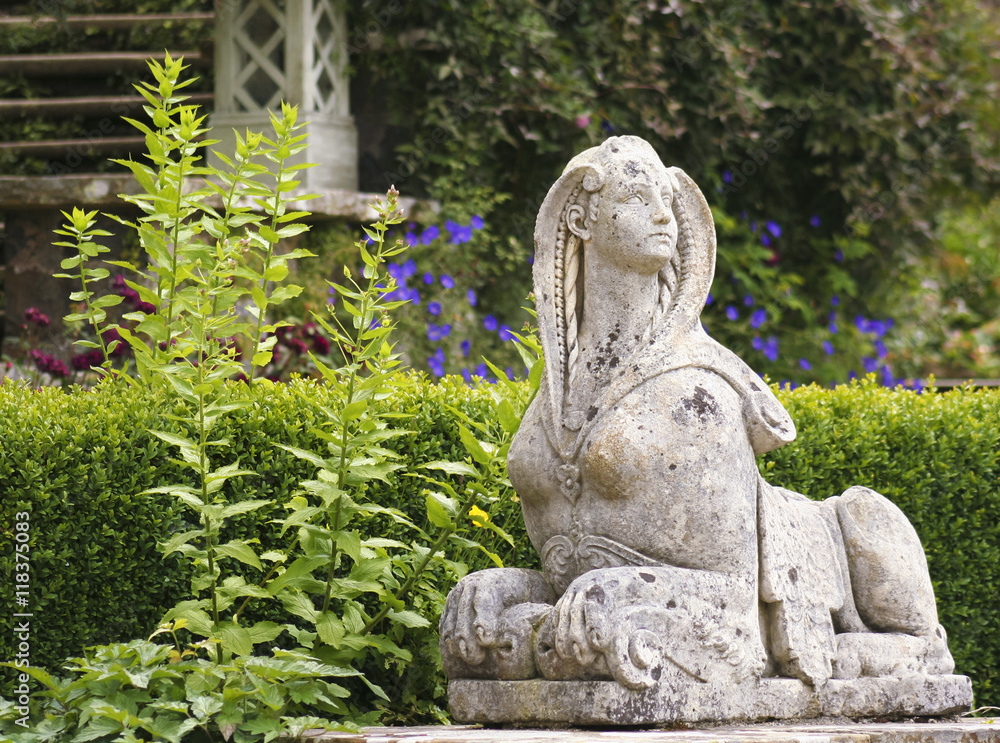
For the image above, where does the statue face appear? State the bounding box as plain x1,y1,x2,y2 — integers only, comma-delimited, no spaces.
572,152,678,275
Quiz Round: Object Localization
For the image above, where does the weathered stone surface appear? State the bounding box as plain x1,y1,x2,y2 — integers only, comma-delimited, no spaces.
440,136,971,724
448,676,973,726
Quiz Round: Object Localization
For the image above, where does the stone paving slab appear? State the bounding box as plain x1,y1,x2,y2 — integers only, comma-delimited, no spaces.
308,719,999,743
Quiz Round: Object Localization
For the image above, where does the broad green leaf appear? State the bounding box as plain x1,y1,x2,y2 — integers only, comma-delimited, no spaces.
267,555,328,593
420,460,479,478
217,623,253,656
458,424,491,465
315,612,344,648
220,499,271,519
387,610,431,629
426,491,457,529
216,540,263,571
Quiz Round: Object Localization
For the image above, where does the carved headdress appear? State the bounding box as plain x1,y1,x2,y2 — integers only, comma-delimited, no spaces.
532,136,795,459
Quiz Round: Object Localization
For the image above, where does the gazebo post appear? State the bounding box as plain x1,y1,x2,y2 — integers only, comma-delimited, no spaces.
210,0,358,191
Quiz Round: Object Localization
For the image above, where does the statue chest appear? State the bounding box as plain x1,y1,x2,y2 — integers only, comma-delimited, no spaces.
508,369,760,585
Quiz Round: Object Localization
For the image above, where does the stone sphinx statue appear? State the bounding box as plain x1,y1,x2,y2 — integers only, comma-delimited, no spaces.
440,136,972,725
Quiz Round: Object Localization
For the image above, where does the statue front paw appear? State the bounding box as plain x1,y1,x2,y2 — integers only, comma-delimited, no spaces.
535,569,668,690
440,567,555,680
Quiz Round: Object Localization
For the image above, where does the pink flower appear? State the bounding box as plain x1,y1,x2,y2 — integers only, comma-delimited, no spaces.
575,115,591,129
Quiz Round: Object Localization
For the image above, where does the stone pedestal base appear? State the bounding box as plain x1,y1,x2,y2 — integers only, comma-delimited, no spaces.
448,675,973,726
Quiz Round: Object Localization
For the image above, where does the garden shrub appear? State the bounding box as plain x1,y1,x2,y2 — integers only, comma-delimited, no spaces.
1,375,998,712
0,371,532,719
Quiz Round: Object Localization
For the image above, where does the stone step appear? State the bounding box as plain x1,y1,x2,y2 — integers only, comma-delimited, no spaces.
0,93,214,117
0,13,215,30
0,51,208,76
0,136,146,157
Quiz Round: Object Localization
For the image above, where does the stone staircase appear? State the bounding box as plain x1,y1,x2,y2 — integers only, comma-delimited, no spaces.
0,10,215,174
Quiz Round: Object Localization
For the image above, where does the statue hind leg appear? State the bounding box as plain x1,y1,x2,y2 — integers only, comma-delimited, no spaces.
830,486,955,678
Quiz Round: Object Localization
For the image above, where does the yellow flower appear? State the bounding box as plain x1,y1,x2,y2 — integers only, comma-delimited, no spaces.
469,505,490,527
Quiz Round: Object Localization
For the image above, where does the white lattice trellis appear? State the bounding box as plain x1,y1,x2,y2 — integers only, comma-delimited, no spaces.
212,0,357,190
232,0,287,112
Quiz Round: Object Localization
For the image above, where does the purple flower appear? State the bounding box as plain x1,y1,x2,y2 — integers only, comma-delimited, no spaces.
723,170,732,184
834,249,844,262
428,358,445,377
743,295,754,307
750,308,767,329
441,274,455,288
427,323,450,341
475,362,489,378
420,226,440,245
467,289,477,306
862,356,879,373
763,336,779,362
470,214,484,230
600,119,615,133
831,295,840,306
403,259,417,278
750,221,758,233
705,293,713,306
766,221,782,238
461,368,473,383
874,339,888,359
405,231,419,245
427,301,442,316
499,324,513,341
726,306,739,321
506,367,516,380
24,307,50,327
423,272,434,285
460,339,471,357
433,347,446,363
881,365,896,387
810,215,821,228
446,219,473,244
387,262,405,280
829,321,838,334
761,233,772,247
483,314,499,331
752,336,763,350
823,340,835,356
799,358,812,371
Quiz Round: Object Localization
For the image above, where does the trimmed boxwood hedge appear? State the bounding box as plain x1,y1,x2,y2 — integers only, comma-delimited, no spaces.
0,376,997,709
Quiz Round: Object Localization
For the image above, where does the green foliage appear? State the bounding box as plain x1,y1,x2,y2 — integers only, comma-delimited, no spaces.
887,196,1000,380
350,0,1000,383
0,373,536,731
1,639,350,743
1,60,540,729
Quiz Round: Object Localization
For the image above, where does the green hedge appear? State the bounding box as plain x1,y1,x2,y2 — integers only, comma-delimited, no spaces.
0,376,997,709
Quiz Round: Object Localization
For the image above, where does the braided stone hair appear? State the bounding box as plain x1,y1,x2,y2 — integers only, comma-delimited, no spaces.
555,161,685,383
